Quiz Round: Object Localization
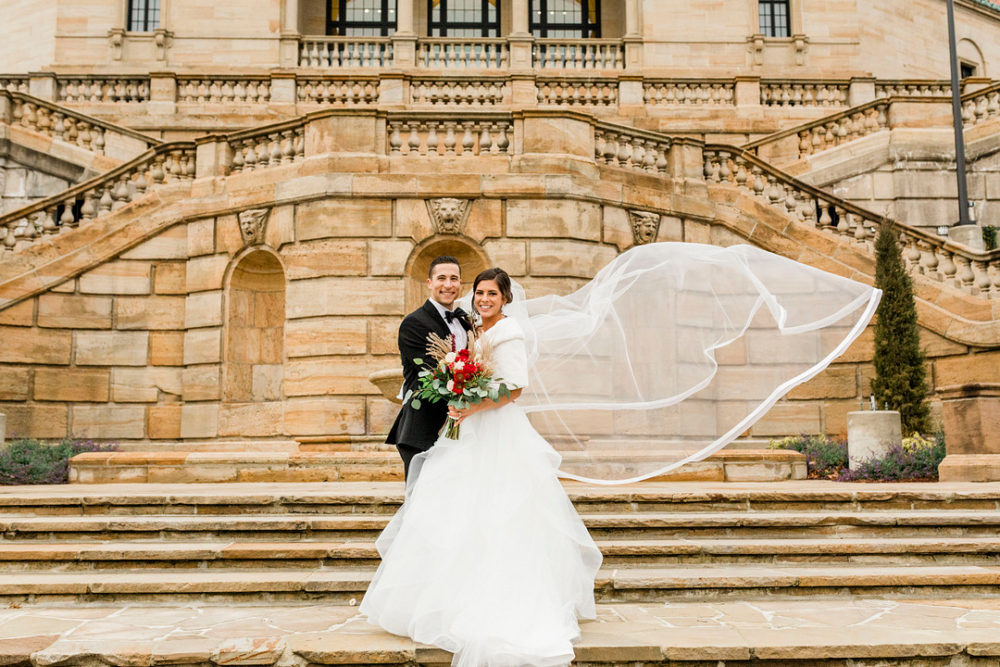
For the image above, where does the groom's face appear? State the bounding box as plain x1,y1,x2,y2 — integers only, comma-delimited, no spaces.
428,263,461,308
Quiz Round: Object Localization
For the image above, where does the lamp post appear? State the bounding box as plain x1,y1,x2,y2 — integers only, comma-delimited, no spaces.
946,0,972,226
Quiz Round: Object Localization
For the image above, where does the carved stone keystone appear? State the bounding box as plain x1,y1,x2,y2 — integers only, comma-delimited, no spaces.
628,210,661,245
427,198,472,235
238,208,270,246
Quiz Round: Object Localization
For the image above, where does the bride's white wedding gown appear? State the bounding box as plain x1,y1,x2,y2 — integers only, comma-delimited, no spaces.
360,317,603,667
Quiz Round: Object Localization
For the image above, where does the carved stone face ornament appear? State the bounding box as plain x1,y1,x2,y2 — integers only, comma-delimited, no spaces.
238,208,270,247
427,197,471,235
629,210,661,245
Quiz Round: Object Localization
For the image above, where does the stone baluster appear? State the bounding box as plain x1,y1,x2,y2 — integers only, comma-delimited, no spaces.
954,255,975,290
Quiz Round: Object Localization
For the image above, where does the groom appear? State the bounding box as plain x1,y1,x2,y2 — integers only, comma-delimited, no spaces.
387,255,472,479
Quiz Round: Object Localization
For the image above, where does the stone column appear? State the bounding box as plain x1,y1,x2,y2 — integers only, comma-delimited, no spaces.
279,0,302,67
396,0,414,34
507,0,534,70
511,0,529,35
623,0,642,69
391,0,417,68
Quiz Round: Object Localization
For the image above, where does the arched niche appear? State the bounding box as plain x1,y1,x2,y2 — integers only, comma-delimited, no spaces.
404,236,490,313
958,38,986,77
223,248,286,403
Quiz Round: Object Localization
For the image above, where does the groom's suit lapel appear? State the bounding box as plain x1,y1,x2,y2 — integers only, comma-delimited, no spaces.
421,300,451,340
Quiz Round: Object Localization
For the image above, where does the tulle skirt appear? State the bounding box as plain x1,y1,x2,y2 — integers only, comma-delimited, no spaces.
360,403,603,667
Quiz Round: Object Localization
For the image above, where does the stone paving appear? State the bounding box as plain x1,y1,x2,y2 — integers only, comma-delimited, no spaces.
1,599,999,665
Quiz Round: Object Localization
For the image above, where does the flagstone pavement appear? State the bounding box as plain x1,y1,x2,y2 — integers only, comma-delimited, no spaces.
3,598,1000,664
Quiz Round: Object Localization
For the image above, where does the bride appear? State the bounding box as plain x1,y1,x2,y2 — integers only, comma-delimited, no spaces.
360,267,603,667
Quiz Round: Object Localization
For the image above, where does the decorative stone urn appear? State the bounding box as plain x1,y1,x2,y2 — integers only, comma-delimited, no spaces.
937,383,1000,482
369,368,405,405
847,410,902,470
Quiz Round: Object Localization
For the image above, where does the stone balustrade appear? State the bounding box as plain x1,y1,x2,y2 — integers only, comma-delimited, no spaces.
876,80,952,98
703,145,1000,299
594,123,671,174
644,80,735,106
299,38,393,68
0,76,28,94
57,77,150,103
744,99,891,161
0,143,195,253
537,79,617,107
387,113,512,156
533,39,624,70
177,77,272,104
760,81,850,107
5,91,159,156
411,78,508,106
229,121,306,173
297,77,380,105
417,39,509,69
962,82,1000,127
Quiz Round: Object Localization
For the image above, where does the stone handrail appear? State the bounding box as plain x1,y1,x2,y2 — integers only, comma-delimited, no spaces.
644,79,735,106
962,81,1000,126
176,76,272,104
593,120,672,174
537,78,617,107
743,97,894,159
227,117,306,173
533,39,624,70
297,76,380,105
3,90,160,157
760,80,849,107
299,37,393,68
386,110,513,156
0,142,195,253
57,76,150,103
704,143,1000,299
876,80,952,98
417,38,509,69
411,77,509,106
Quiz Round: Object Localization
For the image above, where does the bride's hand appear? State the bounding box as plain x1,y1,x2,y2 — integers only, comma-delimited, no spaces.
448,405,476,424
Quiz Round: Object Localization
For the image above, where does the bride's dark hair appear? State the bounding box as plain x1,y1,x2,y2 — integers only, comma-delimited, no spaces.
472,268,513,308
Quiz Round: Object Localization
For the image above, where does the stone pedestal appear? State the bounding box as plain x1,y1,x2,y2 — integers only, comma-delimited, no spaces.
937,383,1000,482
948,224,986,251
369,368,404,405
847,410,901,469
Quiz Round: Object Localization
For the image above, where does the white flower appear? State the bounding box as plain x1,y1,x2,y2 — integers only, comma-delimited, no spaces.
444,352,457,364
446,379,455,392
454,361,465,371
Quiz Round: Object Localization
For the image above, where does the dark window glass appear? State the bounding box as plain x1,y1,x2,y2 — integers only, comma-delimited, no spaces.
128,0,160,31
328,0,397,36
759,0,790,37
960,62,976,79
428,0,500,38
530,0,600,38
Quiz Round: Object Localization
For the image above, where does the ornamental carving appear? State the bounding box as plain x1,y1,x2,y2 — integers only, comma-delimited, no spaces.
238,208,270,246
628,210,661,245
426,198,472,235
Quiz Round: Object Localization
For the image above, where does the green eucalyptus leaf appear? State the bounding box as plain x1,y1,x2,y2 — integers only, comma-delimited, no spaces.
410,398,422,410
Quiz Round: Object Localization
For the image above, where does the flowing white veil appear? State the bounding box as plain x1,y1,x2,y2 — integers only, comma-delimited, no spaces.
461,242,881,484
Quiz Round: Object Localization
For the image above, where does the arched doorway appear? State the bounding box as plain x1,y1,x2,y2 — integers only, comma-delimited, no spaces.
405,237,490,313
223,249,286,402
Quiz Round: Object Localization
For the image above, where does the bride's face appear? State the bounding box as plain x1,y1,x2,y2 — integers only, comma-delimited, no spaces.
474,279,505,321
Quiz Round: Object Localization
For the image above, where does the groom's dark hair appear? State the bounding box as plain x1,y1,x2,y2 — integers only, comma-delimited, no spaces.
428,255,461,278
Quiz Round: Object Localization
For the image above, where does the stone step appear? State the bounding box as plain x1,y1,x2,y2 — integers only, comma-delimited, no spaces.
3,481,999,516
2,536,999,571
2,510,999,541
5,600,999,666
2,564,1000,604
67,449,808,483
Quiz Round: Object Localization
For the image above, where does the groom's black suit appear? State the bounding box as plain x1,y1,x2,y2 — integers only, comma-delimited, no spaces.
387,300,471,477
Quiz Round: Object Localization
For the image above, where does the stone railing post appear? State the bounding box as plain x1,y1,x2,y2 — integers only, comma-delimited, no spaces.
962,76,992,94
667,139,705,180
28,72,58,101
379,72,407,105
194,134,234,179
0,93,12,124
623,0,642,70
848,76,876,107
270,71,297,109
392,0,417,70
510,73,538,106
518,112,595,173
938,383,1000,482
304,111,379,157
149,71,177,116
618,75,643,108
734,76,760,108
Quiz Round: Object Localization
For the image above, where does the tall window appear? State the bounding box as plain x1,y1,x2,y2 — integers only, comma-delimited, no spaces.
759,0,790,37
531,0,600,39
128,0,160,31
327,0,397,36
429,0,500,38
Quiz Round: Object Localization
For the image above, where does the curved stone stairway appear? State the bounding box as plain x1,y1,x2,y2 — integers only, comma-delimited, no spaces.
1,480,1000,665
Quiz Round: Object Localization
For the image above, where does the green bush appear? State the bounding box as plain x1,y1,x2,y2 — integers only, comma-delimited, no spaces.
983,225,998,251
770,432,946,481
768,434,848,478
0,439,118,485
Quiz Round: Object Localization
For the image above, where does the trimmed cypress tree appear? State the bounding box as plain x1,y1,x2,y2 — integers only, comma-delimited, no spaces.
870,221,931,435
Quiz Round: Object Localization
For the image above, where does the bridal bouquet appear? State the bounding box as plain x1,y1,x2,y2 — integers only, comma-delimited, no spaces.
407,331,512,439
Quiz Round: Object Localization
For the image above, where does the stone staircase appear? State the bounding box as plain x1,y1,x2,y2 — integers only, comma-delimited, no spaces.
2,481,1000,664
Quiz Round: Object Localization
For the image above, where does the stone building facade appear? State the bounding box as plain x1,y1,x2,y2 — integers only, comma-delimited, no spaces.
0,0,998,458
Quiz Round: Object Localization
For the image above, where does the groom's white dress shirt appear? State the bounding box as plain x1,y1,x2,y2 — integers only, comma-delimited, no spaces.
429,298,469,350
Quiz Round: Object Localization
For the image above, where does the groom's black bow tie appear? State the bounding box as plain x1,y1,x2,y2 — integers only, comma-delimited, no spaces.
444,308,466,324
